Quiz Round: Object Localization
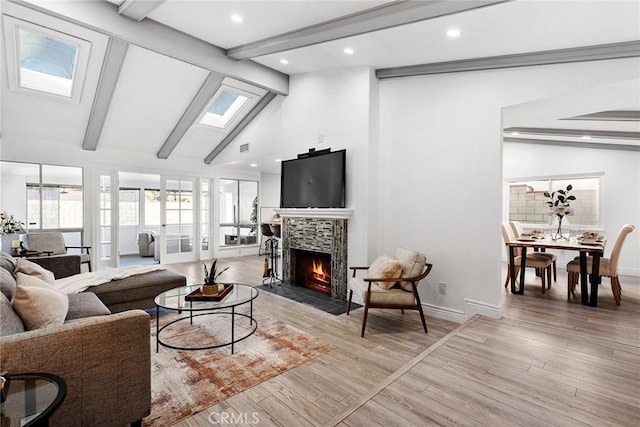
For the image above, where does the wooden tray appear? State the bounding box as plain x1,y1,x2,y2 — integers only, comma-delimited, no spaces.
185,284,233,301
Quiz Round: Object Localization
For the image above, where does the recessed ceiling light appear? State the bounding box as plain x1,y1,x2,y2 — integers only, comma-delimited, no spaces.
280,59,288,65
446,28,461,38
231,14,243,23
343,47,354,55
581,135,592,140
511,131,520,136
250,163,257,167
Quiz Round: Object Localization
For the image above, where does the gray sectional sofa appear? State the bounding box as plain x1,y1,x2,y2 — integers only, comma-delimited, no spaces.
27,252,186,313
0,252,187,426
0,253,150,426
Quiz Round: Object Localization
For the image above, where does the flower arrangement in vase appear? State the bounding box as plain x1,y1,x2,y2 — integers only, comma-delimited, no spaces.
201,259,230,295
0,211,26,235
544,184,576,240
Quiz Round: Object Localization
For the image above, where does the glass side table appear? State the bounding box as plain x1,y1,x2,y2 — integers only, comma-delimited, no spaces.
0,372,66,427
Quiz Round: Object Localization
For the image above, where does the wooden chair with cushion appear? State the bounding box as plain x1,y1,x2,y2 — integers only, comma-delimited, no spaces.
347,248,432,337
566,224,635,305
510,221,557,282
501,223,554,293
26,232,92,272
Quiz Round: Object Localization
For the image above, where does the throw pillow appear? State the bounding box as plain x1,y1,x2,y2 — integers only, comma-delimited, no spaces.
0,292,25,336
12,273,68,330
1,267,17,301
395,248,427,291
0,251,17,273
15,258,55,285
66,293,111,321
368,255,403,290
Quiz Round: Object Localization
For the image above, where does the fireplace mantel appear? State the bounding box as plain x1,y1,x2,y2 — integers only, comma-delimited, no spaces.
274,208,354,220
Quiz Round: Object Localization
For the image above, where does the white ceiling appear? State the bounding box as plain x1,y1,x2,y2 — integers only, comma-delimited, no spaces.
1,0,639,174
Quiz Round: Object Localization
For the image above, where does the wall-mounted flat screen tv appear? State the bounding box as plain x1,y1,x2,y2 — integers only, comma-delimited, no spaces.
280,149,346,208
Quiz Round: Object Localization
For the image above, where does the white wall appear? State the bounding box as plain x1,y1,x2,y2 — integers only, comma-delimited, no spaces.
277,67,379,265
378,57,640,321
260,172,280,210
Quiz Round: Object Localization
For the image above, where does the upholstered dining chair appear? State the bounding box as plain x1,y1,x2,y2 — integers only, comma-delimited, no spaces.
347,248,432,337
501,223,554,293
26,232,92,272
510,221,557,282
566,224,635,305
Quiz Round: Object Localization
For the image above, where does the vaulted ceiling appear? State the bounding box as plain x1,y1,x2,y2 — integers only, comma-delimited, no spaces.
1,0,639,172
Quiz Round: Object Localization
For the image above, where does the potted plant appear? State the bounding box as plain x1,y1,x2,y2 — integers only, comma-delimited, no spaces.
201,259,230,294
544,184,576,240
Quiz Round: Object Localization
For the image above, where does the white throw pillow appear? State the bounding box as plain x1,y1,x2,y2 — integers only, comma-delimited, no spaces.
368,255,403,290
15,258,55,285
12,272,69,330
395,248,427,291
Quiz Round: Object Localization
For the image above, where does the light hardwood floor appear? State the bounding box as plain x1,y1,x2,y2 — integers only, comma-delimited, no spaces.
165,256,639,426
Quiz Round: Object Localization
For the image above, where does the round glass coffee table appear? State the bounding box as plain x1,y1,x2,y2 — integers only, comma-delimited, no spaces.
154,283,258,354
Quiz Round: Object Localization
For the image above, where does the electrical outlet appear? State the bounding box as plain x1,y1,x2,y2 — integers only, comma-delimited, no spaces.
317,133,324,144
439,282,447,295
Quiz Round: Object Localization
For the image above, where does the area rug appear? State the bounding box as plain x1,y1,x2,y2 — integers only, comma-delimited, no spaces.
145,311,334,426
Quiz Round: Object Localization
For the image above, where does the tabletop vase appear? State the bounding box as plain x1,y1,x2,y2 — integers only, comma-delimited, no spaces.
553,215,568,240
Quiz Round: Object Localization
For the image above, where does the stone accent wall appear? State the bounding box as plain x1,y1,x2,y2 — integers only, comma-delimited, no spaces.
282,217,348,301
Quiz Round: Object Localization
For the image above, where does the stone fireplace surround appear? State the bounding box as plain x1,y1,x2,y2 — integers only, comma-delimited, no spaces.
275,209,353,301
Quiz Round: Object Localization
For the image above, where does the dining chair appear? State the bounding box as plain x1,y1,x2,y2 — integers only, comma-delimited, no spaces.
501,223,554,294
566,224,635,305
510,221,557,283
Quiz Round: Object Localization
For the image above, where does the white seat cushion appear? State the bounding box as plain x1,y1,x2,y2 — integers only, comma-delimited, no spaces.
349,277,416,305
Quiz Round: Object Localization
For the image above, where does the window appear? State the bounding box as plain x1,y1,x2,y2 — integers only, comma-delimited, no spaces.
118,188,140,226
3,16,91,102
219,179,258,247
198,86,252,129
201,181,210,251
165,180,193,254
23,165,84,230
144,189,161,226
508,177,600,227
0,161,86,252
27,184,83,229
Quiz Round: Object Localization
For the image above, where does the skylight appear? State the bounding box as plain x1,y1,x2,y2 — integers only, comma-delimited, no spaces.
18,28,78,97
3,16,91,102
199,88,250,129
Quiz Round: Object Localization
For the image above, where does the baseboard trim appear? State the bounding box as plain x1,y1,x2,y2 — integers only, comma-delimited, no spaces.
619,267,640,277
422,302,467,324
464,298,502,320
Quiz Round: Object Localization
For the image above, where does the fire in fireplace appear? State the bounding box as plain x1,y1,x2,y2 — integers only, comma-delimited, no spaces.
293,250,331,295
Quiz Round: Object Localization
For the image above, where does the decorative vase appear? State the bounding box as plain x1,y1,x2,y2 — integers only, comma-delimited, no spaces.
552,215,568,240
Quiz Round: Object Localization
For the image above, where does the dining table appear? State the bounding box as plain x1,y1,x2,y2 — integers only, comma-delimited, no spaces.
506,236,605,307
